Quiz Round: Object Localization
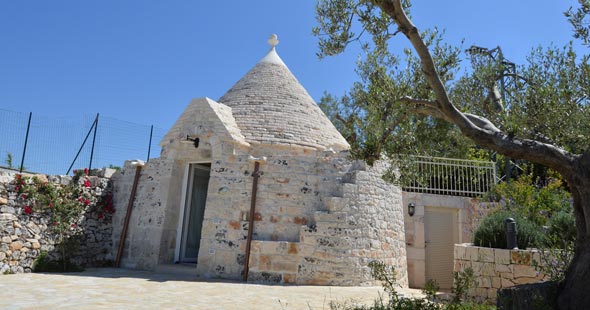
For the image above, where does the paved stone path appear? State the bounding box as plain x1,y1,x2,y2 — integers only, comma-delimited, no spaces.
0,268,424,310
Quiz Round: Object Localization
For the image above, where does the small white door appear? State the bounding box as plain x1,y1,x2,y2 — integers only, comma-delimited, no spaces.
180,163,210,263
424,207,458,290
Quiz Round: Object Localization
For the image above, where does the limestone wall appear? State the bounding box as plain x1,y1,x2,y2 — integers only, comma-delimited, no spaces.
0,170,115,274
454,243,547,301
248,161,408,286
113,97,408,286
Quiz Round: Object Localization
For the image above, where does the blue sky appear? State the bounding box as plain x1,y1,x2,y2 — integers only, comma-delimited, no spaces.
0,0,584,131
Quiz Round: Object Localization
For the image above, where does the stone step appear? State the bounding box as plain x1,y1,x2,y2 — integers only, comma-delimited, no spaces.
337,183,358,198
313,211,347,223
324,197,347,213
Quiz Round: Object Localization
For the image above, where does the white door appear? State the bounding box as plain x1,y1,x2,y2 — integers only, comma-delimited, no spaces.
180,163,210,263
424,207,458,290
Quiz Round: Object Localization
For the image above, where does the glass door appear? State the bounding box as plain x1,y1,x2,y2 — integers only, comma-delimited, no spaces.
180,163,210,263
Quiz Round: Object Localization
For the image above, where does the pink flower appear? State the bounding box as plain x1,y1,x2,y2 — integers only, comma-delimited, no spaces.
83,179,91,188
84,199,90,206
49,202,54,208
70,223,77,228
21,193,27,199
24,206,32,214
84,168,89,175
78,197,83,202
15,186,19,191
97,213,104,219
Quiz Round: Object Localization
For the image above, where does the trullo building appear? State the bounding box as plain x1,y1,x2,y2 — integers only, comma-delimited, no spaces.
112,35,408,286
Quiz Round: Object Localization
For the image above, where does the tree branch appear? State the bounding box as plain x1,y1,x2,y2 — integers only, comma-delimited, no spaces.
374,0,577,174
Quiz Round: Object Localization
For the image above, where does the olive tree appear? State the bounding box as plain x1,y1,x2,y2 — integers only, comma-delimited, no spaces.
314,1,590,308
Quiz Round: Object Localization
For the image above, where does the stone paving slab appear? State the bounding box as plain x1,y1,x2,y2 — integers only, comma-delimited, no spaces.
0,268,424,310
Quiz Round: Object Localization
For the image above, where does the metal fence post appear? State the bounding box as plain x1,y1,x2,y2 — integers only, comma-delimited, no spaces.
88,113,99,170
19,112,32,173
147,125,153,162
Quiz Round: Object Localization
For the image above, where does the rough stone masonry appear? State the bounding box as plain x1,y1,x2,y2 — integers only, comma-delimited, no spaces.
111,37,409,286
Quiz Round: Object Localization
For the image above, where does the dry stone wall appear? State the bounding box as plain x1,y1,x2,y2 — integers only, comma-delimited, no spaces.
0,170,115,274
454,243,547,302
247,160,408,286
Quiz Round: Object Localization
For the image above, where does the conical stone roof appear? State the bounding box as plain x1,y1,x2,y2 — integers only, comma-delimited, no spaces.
218,36,350,151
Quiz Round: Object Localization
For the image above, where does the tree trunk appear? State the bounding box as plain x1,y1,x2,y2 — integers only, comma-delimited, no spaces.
558,166,590,310
558,236,590,309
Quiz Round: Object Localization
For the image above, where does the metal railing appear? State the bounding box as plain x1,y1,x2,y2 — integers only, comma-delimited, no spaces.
402,156,498,197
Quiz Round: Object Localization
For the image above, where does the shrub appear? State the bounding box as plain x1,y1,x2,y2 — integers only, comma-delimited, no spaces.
486,174,571,227
532,210,576,282
328,261,495,310
473,210,544,249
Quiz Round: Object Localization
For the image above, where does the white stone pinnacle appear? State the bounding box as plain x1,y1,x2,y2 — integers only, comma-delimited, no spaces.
268,34,279,47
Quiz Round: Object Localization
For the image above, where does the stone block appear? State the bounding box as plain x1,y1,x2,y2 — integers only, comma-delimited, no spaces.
283,273,296,284
495,248,511,265
481,262,496,277
492,276,502,289
272,261,298,273
9,241,23,251
513,265,538,278
479,247,494,263
511,250,531,265
513,277,541,285
500,272,514,280
495,264,512,273
0,214,17,221
501,278,515,288
454,244,466,260
258,255,272,271
480,276,492,288
468,246,480,261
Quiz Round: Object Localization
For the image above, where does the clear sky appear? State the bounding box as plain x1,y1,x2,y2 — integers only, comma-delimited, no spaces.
0,1,584,131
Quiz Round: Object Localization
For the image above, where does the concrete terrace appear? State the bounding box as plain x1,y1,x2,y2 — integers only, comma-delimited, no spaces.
0,268,425,310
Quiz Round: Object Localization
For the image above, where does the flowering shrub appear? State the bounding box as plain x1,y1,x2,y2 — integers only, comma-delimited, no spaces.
13,169,114,271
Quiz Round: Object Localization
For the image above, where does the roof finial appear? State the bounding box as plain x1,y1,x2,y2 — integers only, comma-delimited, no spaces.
268,34,279,48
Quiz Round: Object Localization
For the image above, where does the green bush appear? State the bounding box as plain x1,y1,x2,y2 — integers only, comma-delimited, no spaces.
473,210,544,249
546,210,576,246
486,174,571,227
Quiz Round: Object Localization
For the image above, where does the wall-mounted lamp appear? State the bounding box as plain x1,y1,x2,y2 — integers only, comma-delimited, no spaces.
181,135,200,148
408,202,416,217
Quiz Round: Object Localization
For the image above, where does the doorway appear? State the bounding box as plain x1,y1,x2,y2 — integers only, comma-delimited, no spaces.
424,207,458,290
179,163,211,263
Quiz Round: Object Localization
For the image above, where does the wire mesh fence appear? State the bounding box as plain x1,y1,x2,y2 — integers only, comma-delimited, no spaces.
0,108,166,175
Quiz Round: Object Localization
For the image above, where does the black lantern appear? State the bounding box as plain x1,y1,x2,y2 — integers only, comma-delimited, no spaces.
181,135,200,148
408,202,415,217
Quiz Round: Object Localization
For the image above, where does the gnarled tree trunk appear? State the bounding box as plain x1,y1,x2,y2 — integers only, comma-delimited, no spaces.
558,160,590,309
372,1,590,308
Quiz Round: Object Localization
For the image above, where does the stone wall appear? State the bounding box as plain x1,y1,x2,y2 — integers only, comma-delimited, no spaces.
454,243,547,302
113,97,408,286
0,170,115,274
247,160,408,286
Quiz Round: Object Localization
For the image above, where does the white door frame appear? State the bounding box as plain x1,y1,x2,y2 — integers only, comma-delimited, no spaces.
174,161,211,262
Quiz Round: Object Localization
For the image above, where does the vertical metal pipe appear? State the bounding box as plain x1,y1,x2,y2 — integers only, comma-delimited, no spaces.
243,161,261,282
19,112,32,173
66,116,98,175
146,125,154,162
115,164,143,267
89,113,99,170
505,218,518,249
